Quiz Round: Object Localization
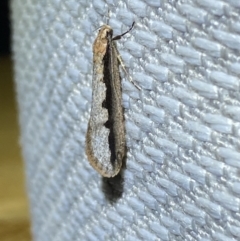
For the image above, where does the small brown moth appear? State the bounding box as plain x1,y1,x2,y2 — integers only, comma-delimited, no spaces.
86,23,135,177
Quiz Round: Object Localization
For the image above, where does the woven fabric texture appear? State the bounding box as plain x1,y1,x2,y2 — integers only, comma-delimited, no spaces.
11,0,240,240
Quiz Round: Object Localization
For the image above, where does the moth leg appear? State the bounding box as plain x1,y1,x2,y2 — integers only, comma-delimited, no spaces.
114,47,141,90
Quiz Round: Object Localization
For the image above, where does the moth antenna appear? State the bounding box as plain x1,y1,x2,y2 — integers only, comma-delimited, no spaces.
112,22,135,41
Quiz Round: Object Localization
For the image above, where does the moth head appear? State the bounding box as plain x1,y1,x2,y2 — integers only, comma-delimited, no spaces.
93,25,114,58
99,25,113,40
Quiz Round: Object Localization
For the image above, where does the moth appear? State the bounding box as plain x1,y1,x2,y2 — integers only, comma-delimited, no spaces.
86,23,135,177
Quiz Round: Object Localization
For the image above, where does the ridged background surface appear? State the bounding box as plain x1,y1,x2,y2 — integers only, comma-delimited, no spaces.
11,0,240,240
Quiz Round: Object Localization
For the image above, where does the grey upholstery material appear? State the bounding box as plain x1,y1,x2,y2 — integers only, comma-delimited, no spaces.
11,0,240,240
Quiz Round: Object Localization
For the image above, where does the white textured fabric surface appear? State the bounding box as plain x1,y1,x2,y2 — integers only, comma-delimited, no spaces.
11,0,240,240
